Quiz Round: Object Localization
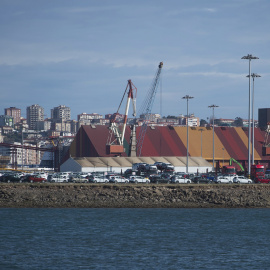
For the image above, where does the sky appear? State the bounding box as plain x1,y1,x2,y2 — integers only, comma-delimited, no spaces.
0,0,270,122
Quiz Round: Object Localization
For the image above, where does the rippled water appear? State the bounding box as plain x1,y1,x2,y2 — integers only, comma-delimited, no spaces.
0,208,270,269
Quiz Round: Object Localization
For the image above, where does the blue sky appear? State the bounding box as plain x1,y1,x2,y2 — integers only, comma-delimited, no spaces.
0,0,269,122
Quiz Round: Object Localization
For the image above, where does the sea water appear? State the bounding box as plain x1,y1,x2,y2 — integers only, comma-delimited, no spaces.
0,208,270,270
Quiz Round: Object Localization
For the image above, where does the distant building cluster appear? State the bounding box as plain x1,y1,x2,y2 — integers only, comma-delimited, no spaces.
0,105,266,138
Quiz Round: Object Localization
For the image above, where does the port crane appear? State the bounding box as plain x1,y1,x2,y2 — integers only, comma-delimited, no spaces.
137,62,163,156
106,79,137,155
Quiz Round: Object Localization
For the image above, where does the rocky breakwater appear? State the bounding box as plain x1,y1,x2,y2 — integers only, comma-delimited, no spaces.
1,183,270,208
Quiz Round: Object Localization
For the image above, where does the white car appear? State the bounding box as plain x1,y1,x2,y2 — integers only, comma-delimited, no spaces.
171,176,192,184
50,175,69,183
215,176,233,184
233,176,253,184
129,176,150,184
89,176,109,183
109,175,129,183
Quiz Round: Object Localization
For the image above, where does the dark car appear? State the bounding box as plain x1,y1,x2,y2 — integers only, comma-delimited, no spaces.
150,175,171,184
193,176,213,184
0,172,22,183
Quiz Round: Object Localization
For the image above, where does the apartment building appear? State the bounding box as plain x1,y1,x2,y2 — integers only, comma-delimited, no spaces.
27,104,44,130
5,107,21,124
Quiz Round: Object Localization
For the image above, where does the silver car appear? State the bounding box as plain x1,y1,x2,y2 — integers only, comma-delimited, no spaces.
171,176,192,184
129,176,150,184
109,176,129,183
233,176,253,184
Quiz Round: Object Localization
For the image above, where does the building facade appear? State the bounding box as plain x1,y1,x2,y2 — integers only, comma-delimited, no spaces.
5,107,21,124
0,115,14,127
258,108,270,130
27,104,44,130
51,105,71,122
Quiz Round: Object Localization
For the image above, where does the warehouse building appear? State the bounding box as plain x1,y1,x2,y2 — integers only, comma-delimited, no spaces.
60,124,270,173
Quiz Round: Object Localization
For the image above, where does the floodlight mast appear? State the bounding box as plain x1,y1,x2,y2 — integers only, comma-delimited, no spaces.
208,104,219,172
246,73,261,165
241,54,259,177
182,95,194,173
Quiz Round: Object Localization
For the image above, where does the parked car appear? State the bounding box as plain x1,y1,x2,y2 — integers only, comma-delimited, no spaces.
170,176,192,184
0,172,22,183
215,176,233,184
71,176,89,183
28,174,47,183
149,175,171,184
193,176,213,184
88,176,109,183
233,176,253,184
109,176,129,183
129,176,150,184
49,174,69,183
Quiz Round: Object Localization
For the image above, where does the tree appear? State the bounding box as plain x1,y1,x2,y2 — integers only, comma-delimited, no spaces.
234,117,243,127
3,132,22,144
200,119,208,127
166,115,177,119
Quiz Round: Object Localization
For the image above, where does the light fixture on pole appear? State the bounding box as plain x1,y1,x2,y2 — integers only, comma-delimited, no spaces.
208,104,219,172
198,128,204,157
182,95,194,174
246,73,261,165
241,54,259,177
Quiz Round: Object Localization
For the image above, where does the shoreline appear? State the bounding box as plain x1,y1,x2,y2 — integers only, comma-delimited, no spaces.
1,183,270,208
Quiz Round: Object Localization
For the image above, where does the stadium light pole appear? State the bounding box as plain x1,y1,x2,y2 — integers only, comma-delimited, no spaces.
182,95,194,174
247,73,261,165
208,104,219,172
241,54,259,177
198,128,204,157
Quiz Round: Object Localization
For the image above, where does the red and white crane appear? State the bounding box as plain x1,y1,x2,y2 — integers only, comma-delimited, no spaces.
106,79,137,155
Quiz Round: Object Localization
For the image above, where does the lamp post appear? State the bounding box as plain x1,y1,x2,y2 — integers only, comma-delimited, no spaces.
222,148,225,167
208,104,219,172
198,128,204,157
246,73,261,165
241,54,259,176
182,95,194,174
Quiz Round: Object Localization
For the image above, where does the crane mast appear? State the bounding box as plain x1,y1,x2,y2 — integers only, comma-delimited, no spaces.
106,79,137,155
137,62,163,156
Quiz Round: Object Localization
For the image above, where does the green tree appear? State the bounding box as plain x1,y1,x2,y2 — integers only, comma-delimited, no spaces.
3,132,22,144
200,119,208,126
234,117,243,127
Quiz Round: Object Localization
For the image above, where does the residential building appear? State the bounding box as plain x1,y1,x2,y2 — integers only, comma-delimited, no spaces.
77,113,102,121
27,104,44,130
0,115,14,127
5,107,21,124
51,105,71,122
139,113,161,123
179,114,200,127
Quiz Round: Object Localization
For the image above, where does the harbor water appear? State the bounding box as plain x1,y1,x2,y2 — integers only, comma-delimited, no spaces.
0,208,270,269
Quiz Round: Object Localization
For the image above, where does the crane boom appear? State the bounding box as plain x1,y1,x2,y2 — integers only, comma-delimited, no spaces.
137,62,163,156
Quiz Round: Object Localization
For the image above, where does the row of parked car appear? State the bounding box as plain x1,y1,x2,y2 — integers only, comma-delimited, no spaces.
0,170,255,184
